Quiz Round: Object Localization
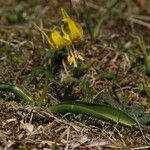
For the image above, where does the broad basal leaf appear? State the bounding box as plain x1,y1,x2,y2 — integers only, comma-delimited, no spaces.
49,101,136,127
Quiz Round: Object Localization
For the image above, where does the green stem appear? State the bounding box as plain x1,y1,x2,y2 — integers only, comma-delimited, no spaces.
71,45,78,54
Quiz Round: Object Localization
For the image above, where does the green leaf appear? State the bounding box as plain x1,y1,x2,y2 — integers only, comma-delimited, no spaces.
49,101,136,127
0,83,34,105
0,84,137,127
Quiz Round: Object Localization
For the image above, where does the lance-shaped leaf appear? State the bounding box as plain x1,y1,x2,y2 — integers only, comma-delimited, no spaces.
0,83,34,105
49,101,136,127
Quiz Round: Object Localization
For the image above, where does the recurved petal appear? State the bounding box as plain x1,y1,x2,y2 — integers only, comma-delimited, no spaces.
34,24,54,47
61,9,83,42
61,8,70,20
50,30,70,50
62,19,83,42
69,21,83,41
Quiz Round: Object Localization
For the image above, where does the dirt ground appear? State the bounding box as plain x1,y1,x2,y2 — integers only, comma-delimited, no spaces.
0,0,150,149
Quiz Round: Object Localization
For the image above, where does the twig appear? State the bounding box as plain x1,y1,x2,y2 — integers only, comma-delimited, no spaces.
128,17,150,29
131,146,150,150
0,39,15,47
62,59,69,76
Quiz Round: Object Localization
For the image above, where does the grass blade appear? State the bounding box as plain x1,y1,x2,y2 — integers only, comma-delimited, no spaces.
93,0,121,38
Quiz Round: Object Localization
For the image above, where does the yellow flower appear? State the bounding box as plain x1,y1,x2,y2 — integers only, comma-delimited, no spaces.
50,30,70,50
61,8,83,43
35,24,70,50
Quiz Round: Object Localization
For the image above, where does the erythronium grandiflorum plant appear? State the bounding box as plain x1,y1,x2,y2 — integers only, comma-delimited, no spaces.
35,8,84,67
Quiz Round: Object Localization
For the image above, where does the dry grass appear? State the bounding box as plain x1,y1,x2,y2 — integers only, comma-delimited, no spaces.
0,102,149,149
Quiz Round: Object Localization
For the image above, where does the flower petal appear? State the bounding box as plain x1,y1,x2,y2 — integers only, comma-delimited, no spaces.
61,8,83,42
50,30,69,50
34,24,54,48
35,24,70,50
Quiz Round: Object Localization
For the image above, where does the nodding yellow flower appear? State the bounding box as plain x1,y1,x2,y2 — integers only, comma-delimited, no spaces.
61,8,83,43
34,24,70,50
50,30,70,50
